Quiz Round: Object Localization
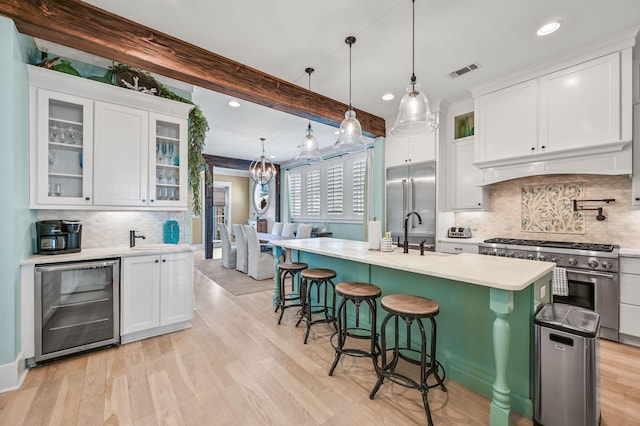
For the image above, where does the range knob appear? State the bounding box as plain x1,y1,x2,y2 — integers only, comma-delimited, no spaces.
550,257,558,263
538,255,546,262
527,254,535,260
480,249,489,255
498,251,506,257
517,253,525,259
588,258,599,269
507,252,516,258
602,261,613,270
489,251,497,256
568,257,578,266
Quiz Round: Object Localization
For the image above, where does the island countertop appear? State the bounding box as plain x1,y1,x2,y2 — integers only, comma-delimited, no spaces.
274,238,554,291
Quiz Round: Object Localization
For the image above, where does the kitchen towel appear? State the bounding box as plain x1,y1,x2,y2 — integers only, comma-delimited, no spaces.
552,266,569,296
368,220,382,250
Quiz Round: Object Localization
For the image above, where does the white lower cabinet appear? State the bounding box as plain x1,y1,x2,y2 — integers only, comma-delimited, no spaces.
121,252,193,341
619,255,640,345
438,241,479,254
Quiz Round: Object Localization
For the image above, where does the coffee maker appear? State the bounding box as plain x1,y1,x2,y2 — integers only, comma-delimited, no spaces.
35,220,82,254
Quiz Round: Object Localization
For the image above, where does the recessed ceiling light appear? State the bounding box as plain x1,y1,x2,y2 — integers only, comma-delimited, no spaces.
382,93,395,101
537,21,562,36
228,100,240,108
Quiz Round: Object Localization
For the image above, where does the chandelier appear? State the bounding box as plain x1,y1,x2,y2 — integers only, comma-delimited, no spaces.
249,138,276,185
391,0,438,136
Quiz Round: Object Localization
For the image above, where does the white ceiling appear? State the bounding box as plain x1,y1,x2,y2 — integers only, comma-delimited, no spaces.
79,0,640,162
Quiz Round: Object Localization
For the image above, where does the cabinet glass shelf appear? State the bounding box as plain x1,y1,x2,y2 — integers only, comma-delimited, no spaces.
156,135,180,142
49,117,83,126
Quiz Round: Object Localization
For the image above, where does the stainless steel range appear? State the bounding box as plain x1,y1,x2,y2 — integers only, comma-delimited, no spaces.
479,238,619,341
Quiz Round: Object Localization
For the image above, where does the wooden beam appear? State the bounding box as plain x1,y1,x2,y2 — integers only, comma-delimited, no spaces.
0,0,386,138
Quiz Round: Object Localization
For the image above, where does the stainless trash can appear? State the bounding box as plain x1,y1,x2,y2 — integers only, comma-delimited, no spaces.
534,303,600,426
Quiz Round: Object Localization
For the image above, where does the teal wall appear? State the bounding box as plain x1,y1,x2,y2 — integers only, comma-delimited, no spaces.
286,136,386,241
0,17,36,365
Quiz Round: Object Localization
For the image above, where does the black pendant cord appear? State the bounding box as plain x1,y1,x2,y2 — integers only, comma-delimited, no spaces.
305,67,314,130
410,0,417,88
345,36,356,111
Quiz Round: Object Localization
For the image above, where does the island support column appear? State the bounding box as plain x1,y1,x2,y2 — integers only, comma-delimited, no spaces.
489,288,514,426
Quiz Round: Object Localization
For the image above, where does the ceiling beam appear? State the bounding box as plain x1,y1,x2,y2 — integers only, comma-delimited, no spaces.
0,0,386,138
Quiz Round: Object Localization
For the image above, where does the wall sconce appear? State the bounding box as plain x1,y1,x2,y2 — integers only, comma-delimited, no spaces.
573,199,615,221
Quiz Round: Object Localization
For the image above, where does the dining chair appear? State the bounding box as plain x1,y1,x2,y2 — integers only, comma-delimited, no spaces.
296,223,313,239
271,222,284,236
218,223,236,269
232,223,248,273
281,223,295,238
244,225,275,280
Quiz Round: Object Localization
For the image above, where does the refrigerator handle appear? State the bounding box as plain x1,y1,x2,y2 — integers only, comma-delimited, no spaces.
410,178,416,228
402,179,408,218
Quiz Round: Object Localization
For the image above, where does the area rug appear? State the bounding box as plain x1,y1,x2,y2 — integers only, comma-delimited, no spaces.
194,258,274,296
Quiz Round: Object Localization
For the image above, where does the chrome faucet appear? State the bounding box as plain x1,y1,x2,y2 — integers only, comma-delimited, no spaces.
403,211,422,253
129,230,146,247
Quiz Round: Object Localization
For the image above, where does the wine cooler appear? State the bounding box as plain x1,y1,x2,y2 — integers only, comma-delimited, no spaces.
34,259,120,363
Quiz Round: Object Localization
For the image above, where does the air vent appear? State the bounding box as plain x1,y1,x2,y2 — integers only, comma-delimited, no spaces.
448,62,480,79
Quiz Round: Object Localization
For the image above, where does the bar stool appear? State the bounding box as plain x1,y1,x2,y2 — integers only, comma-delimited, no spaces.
296,268,337,344
329,282,382,376
275,262,308,324
369,294,447,425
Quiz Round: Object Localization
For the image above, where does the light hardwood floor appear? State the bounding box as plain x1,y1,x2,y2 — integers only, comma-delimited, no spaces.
1,269,639,425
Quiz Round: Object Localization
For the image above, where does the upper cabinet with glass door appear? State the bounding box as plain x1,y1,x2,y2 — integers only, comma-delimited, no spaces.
150,114,188,207
34,89,93,206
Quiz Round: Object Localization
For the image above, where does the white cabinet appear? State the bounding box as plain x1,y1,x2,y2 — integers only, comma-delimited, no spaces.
474,51,630,168
94,102,149,206
121,251,193,341
632,105,640,207
475,79,538,164
448,137,489,210
385,129,436,168
619,255,640,346
438,240,479,254
28,65,192,210
32,88,94,206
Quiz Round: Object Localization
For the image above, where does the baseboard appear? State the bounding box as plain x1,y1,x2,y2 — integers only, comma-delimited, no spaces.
121,321,191,344
0,351,28,394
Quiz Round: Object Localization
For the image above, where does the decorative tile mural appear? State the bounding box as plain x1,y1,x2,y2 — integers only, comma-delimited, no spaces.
521,183,585,234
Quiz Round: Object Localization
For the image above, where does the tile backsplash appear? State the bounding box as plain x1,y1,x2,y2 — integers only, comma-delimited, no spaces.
455,174,640,248
35,210,185,249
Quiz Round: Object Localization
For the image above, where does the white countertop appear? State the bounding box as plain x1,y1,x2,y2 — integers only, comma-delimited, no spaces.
275,238,553,291
21,243,195,265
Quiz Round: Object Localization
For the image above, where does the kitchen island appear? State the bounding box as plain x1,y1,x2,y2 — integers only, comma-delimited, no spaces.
273,238,554,426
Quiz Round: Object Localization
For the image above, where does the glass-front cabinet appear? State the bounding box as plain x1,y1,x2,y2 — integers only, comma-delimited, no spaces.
150,114,188,207
35,89,93,206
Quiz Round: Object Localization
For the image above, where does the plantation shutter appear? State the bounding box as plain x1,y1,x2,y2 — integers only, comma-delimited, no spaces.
327,165,344,214
306,170,321,215
352,160,366,214
289,173,302,216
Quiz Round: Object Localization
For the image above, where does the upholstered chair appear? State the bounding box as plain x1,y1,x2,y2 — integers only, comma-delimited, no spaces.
244,225,275,280
271,222,284,236
232,223,248,273
218,223,236,269
296,223,313,239
281,223,295,238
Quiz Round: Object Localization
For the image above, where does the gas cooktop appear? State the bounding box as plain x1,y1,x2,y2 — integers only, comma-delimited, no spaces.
482,238,617,253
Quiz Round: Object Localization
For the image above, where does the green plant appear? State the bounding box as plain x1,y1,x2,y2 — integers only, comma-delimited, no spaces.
107,64,211,216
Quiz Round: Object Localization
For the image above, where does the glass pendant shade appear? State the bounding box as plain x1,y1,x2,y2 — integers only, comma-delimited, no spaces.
390,82,438,136
249,138,276,185
333,108,366,153
296,124,322,163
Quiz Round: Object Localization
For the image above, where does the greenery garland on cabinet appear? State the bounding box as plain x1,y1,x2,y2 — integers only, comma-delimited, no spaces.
38,58,211,216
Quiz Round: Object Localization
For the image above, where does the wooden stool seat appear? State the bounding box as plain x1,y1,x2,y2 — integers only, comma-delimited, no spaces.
380,294,439,317
335,282,382,299
301,268,337,280
277,262,308,272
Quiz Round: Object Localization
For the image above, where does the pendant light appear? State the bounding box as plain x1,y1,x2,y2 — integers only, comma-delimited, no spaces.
333,36,366,153
296,67,323,163
391,0,438,136
249,137,276,185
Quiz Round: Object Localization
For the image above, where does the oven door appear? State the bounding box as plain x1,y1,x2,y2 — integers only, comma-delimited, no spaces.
557,268,619,341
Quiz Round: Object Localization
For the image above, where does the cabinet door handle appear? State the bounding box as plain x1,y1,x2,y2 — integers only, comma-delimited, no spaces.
455,247,463,251
85,197,90,201
150,199,155,203
540,145,546,149
635,197,640,201
154,259,159,263
477,203,482,206
162,259,166,263
142,199,146,203
531,147,535,151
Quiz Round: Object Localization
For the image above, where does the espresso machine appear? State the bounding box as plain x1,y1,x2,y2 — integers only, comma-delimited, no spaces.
35,220,82,254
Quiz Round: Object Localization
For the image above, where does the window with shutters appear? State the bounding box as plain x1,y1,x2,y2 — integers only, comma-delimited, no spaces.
306,170,321,215
327,165,343,214
287,151,366,222
289,173,301,216
352,160,366,214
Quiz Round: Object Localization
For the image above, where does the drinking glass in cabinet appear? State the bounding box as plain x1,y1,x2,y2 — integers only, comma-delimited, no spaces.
48,150,55,165
53,183,61,197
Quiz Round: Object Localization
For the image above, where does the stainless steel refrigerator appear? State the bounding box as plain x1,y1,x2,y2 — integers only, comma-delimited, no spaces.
385,161,436,247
